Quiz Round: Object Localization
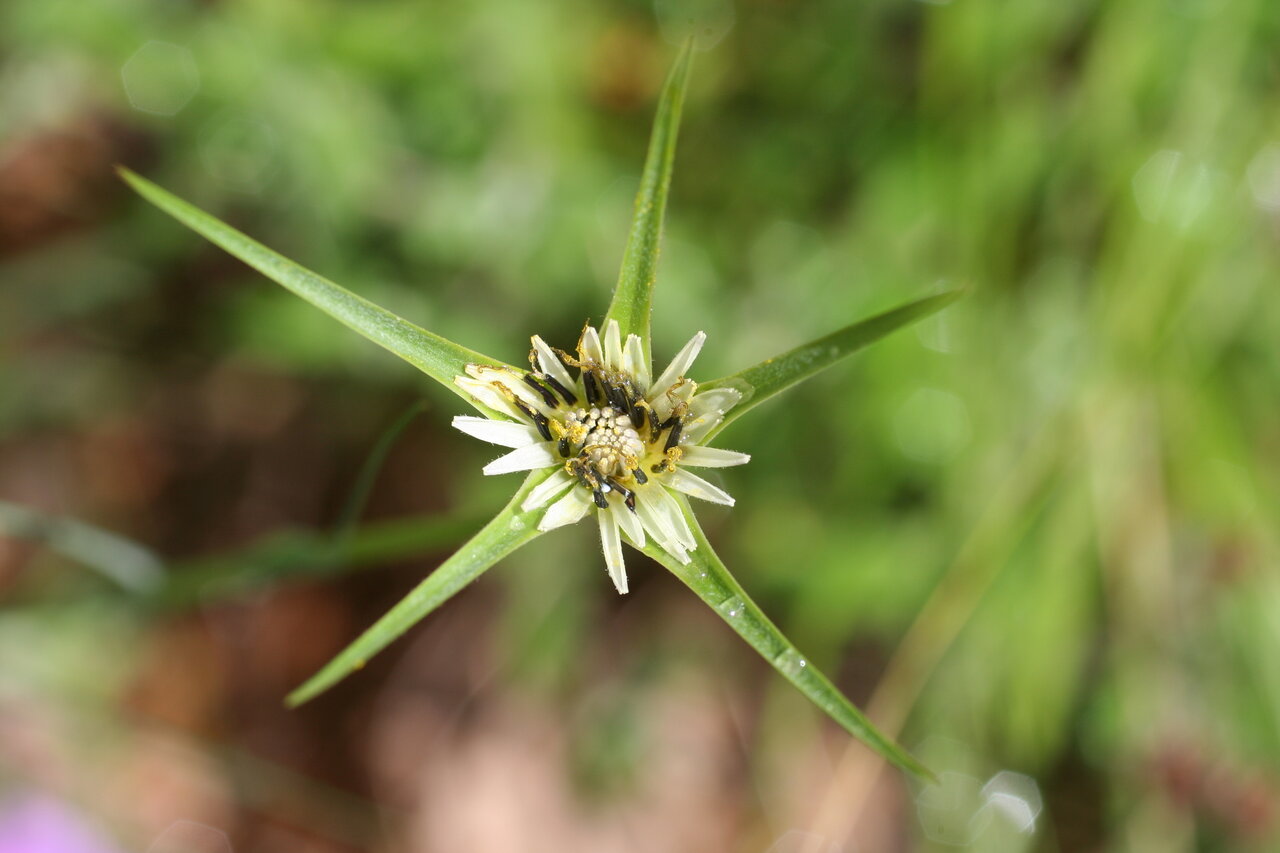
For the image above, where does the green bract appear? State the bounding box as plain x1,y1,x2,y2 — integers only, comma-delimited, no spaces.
121,42,957,781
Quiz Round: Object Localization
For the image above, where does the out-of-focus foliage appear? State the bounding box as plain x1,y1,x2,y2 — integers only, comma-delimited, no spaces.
2,0,1279,851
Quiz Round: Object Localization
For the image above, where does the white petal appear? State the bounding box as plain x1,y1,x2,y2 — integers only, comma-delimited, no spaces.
454,376,525,420
678,446,751,468
610,500,645,547
452,416,541,449
689,387,742,417
538,488,593,531
634,494,690,565
664,469,735,506
468,365,552,415
603,319,624,370
634,491,677,548
482,442,559,476
578,324,604,363
649,331,706,397
531,335,575,390
635,495,689,565
662,539,690,564
653,377,697,421
682,388,743,442
624,334,650,388
681,413,722,443
598,509,628,594
642,486,697,551
521,469,574,511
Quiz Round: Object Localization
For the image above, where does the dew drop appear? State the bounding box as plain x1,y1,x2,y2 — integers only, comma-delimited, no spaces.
774,649,808,677
716,595,745,619
509,517,526,531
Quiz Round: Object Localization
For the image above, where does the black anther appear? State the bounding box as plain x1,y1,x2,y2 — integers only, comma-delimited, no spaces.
606,382,628,413
664,422,683,452
522,374,559,408
583,372,603,406
531,411,552,441
541,374,578,406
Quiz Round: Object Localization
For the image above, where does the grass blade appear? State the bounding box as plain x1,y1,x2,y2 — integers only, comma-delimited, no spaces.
333,401,426,546
285,472,551,706
152,511,488,609
603,40,694,367
642,499,935,781
0,500,164,592
118,168,513,410
700,290,962,441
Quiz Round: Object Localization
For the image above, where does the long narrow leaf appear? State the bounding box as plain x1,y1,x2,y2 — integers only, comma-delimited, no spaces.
0,500,163,592
286,472,551,706
641,499,935,780
334,401,427,546
119,168,513,410
699,290,962,441
603,40,694,366
153,511,487,610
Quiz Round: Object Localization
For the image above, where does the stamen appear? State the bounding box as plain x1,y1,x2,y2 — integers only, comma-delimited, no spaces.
607,479,637,512
606,381,629,413
522,374,559,408
664,421,683,452
631,467,648,484
512,398,553,440
583,371,603,406
592,489,609,509
541,373,578,406
568,460,595,488
531,411,552,441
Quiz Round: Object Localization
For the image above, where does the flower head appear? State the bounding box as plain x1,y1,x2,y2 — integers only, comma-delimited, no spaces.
452,319,749,593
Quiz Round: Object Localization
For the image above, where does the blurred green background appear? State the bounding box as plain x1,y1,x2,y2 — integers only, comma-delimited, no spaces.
3,0,1279,851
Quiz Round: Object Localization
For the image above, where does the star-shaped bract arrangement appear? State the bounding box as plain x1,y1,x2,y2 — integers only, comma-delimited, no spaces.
121,42,958,780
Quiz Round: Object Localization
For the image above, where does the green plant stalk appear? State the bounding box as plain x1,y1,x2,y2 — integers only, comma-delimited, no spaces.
642,497,935,781
701,290,963,441
285,471,550,706
118,168,514,414
603,39,694,367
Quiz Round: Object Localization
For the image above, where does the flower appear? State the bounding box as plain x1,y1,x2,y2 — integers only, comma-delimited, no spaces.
451,319,749,594
119,44,954,775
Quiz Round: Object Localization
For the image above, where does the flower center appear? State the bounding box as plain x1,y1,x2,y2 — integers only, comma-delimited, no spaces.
545,356,692,511
569,406,645,478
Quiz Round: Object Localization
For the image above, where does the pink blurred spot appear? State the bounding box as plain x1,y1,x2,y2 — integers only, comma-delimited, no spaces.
0,793,122,853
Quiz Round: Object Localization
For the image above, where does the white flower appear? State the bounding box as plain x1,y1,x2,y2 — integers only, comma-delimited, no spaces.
452,319,749,594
